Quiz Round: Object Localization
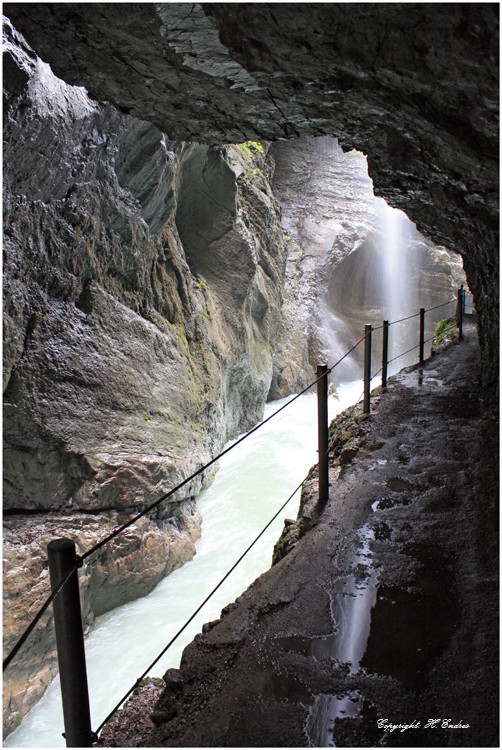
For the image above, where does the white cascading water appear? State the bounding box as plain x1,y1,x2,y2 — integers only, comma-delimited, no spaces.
305,524,379,747
378,199,419,370
319,198,461,392
5,381,364,748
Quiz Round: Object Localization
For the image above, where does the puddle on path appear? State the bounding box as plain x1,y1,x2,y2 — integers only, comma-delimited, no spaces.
305,692,362,747
361,542,458,690
398,367,447,391
372,495,411,511
373,521,392,540
367,458,388,472
298,524,378,746
386,476,411,492
279,486,458,746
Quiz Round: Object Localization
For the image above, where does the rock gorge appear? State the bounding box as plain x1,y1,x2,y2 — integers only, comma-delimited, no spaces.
3,18,291,731
2,3,497,738
6,2,498,388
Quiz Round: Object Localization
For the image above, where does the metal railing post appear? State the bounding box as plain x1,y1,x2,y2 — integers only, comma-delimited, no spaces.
382,320,389,390
317,363,329,507
457,288,463,340
47,539,93,748
419,308,425,364
363,324,372,415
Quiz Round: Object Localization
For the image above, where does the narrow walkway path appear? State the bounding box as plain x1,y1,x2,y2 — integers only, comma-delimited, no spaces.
105,318,499,747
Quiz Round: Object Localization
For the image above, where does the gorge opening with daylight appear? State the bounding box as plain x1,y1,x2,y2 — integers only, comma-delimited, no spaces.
3,4,498,749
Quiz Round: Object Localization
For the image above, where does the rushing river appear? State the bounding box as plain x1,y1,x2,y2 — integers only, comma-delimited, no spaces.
6,381,364,748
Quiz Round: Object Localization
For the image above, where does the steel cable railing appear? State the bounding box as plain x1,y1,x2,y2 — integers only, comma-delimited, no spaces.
2,296,458,671
425,298,457,313
3,370,330,672
5,334,376,673
3,292,465,744
94,473,308,735
387,342,420,366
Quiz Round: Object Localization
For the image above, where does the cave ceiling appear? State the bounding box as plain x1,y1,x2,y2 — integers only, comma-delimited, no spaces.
4,2,499,381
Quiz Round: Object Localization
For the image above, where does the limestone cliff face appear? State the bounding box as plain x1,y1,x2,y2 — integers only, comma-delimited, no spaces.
270,137,465,387
6,3,497,392
3,19,286,516
2,20,287,731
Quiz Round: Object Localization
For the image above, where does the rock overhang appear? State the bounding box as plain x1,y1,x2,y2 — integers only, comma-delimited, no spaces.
3,2,499,389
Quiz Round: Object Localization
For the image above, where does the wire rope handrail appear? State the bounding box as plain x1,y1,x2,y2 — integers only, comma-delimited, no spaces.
387,342,420,366
425,298,457,314
1,294,459,674
5,333,376,674
95,472,308,734
3,371,339,672
387,296,456,327
3,291,466,742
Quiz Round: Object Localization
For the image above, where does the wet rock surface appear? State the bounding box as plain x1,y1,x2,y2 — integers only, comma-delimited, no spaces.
2,21,291,730
3,19,287,516
6,3,498,390
2,503,201,735
98,678,165,748
270,137,465,387
129,318,498,748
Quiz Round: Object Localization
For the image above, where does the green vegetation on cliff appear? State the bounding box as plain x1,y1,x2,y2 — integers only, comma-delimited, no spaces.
432,317,457,350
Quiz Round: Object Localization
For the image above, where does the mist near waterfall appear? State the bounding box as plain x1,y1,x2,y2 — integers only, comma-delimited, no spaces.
319,194,463,386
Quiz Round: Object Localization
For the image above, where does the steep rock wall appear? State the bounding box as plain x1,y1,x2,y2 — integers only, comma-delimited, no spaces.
2,20,288,731
5,2,498,391
3,19,287,514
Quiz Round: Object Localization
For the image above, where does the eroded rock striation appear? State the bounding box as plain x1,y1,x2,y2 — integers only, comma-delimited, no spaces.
3,20,287,518
2,19,289,731
6,2,498,390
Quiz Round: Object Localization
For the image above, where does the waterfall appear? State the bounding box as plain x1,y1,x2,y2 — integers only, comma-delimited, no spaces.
320,196,462,387
378,199,418,367
380,201,415,321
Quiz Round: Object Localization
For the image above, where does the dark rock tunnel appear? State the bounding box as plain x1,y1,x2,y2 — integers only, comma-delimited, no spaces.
4,2,499,394
2,3,499,744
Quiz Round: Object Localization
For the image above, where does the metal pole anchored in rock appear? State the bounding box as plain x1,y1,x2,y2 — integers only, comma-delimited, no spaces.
382,320,389,391
47,539,93,748
457,288,463,340
363,324,372,415
317,363,329,507
419,308,425,364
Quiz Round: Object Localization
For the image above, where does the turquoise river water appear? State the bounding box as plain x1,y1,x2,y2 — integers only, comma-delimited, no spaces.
5,381,364,748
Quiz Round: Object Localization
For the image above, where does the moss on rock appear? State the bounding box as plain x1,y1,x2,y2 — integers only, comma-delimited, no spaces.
431,317,457,351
